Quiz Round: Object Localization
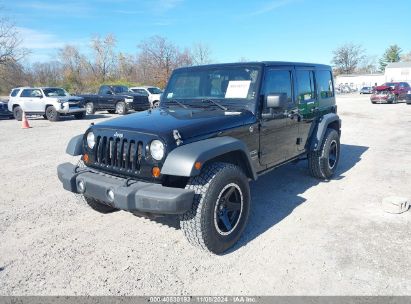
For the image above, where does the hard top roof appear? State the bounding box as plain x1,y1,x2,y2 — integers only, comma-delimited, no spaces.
174,61,331,72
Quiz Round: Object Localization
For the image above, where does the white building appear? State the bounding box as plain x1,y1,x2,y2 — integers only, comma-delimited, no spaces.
335,62,411,90
335,74,384,90
384,62,411,82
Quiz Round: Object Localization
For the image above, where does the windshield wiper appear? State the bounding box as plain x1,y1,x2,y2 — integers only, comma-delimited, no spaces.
166,99,188,109
201,99,227,111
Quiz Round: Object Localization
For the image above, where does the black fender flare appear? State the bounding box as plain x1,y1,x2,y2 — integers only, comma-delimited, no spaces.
66,134,83,156
161,136,257,180
310,113,341,151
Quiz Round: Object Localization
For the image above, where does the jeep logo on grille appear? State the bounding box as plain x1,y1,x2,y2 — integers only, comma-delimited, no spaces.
113,132,124,139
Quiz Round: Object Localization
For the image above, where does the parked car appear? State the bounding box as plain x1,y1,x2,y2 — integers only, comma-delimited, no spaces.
360,86,373,94
79,85,150,115
382,82,410,101
129,86,163,108
8,87,86,121
370,86,396,104
57,61,341,253
405,90,411,105
0,100,13,119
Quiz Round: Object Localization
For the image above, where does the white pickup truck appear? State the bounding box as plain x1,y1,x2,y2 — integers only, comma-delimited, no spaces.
8,87,86,121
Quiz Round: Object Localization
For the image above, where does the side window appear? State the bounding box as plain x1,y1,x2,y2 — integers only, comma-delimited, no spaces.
317,70,334,99
296,70,316,102
31,89,43,97
10,89,20,97
20,89,33,98
99,86,110,94
263,69,293,103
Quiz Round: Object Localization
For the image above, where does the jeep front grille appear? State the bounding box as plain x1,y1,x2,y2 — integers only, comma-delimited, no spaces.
93,136,144,172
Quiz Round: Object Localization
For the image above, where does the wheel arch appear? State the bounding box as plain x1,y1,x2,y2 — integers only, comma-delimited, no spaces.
309,113,341,151
161,136,257,180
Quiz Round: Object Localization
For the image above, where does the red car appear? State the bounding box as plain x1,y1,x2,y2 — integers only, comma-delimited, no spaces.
382,82,410,101
370,86,396,104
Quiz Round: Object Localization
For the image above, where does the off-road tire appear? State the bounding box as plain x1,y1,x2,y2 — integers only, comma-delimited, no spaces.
85,102,95,114
179,162,250,254
308,128,340,180
74,112,86,119
83,196,117,214
152,101,159,108
107,110,116,114
116,101,128,115
13,106,22,121
45,106,60,121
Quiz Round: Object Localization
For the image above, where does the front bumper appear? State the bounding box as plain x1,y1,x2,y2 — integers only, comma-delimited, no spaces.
128,102,151,111
57,162,194,214
58,103,86,114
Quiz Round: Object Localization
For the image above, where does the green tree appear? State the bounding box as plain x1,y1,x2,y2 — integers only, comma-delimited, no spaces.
379,45,402,71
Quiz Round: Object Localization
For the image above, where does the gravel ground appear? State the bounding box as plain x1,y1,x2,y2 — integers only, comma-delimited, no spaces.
0,94,410,295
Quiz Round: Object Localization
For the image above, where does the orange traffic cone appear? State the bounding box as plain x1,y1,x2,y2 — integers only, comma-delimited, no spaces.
21,111,31,129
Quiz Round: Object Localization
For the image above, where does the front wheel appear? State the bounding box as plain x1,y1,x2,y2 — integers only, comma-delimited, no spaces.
152,101,159,108
45,106,60,121
308,128,340,179
13,106,22,121
179,163,250,254
85,102,95,114
116,101,128,115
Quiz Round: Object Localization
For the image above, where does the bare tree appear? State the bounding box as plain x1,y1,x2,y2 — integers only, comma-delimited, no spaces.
0,15,28,66
357,55,378,74
331,43,365,74
191,43,212,65
58,45,87,92
30,61,63,86
89,34,117,82
400,51,411,62
137,35,193,87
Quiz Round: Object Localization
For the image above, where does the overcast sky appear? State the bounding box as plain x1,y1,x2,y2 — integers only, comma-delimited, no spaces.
4,0,411,65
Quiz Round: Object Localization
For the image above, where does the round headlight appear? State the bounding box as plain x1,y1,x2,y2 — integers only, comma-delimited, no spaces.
87,132,95,149
150,140,165,161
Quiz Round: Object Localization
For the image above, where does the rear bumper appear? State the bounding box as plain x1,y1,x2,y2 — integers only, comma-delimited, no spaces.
57,162,194,214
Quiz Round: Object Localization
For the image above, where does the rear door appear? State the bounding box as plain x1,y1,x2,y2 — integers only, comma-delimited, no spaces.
295,68,318,151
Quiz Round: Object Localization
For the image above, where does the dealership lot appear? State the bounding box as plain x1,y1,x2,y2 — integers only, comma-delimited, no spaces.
0,94,410,295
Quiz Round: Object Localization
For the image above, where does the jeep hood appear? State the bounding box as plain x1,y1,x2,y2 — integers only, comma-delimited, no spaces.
93,108,255,141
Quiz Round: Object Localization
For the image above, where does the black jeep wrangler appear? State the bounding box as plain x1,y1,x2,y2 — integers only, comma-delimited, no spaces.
57,62,341,254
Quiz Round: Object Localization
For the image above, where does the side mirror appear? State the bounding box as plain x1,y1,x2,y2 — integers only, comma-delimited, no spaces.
266,93,287,109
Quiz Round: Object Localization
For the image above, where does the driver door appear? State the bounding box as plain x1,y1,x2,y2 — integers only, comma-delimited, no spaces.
259,67,297,166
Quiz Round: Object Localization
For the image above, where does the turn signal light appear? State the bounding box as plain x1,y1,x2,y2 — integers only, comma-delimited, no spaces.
83,153,89,163
194,162,202,170
152,166,161,178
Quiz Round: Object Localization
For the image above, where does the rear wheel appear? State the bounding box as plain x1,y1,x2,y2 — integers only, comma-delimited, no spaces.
85,102,95,114
45,106,60,121
13,106,22,121
308,128,340,180
83,196,117,214
179,162,250,254
116,101,128,115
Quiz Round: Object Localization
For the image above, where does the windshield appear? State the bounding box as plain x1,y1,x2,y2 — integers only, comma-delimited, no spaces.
43,88,69,97
163,66,261,111
113,86,129,93
147,87,163,94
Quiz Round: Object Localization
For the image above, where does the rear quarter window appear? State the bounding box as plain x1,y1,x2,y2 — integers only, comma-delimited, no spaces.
317,70,334,99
